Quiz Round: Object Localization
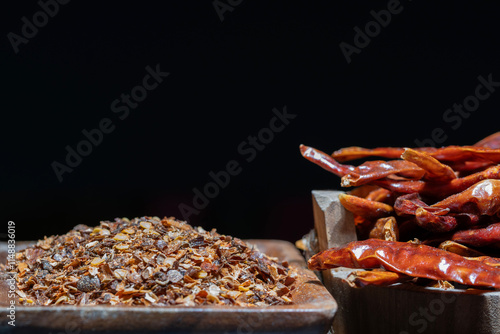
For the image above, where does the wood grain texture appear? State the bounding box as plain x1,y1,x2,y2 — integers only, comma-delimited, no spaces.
312,190,500,334
312,190,357,251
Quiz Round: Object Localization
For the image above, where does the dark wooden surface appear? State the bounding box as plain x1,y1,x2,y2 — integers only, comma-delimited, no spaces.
0,239,337,334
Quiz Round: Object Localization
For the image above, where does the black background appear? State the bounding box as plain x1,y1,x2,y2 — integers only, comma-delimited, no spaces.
1,1,499,243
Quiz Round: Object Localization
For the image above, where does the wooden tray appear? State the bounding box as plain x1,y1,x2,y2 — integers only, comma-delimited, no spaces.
311,190,500,334
0,239,336,334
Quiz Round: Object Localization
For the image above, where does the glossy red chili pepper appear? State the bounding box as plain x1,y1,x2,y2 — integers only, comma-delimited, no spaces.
394,193,449,216
308,239,500,288
428,146,500,163
364,187,392,203
433,179,500,216
338,193,393,219
348,270,411,287
341,160,425,187
300,145,426,187
368,217,398,241
332,145,500,165
401,148,456,181
300,144,353,178
451,222,500,247
303,132,500,289
438,240,484,257
373,165,500,199
331,146,413,162
468,256,500,267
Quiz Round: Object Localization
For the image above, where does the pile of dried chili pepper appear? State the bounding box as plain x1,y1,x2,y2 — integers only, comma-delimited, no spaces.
3,217,296,306
301,132,500,289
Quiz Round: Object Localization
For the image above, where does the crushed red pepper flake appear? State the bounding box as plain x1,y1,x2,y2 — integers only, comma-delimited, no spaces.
4,217,296,306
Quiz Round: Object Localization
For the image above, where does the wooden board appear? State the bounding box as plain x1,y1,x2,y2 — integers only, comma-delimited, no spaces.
0,239,337,334
312,190,500,334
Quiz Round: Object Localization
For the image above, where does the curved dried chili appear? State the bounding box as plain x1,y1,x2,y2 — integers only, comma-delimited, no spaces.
308,239,500,288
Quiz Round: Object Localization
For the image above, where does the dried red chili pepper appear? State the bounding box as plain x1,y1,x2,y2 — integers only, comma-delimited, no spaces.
447,160,496,174
451,222,500,247
332,145,500,165
392,194,456,231
341,160,425,187
331,146,407,162
474,131,500,149
347,270,411,287
308,239,500,288
368,218,387,240
302,142,500,198
300,145,426,187
338,193,393,219
371,178,425,195
368,217,398,241
300,144,353,178
415,207,457,233
432,179,500,216
401,148,456,181
302,132,500,290
468,256,500,267
438,241,484,257
394,193,449,216
364,187,392,203
430,146,500,164
373,165,500,199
